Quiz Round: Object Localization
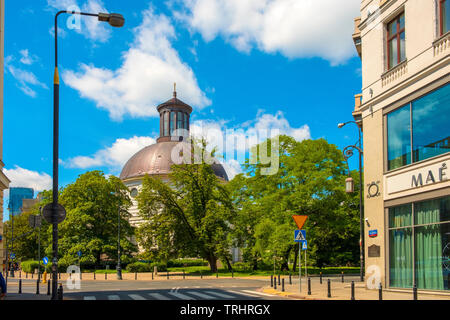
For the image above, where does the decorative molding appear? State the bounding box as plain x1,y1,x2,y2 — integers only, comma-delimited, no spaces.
433,31,450,57
381,60,408,87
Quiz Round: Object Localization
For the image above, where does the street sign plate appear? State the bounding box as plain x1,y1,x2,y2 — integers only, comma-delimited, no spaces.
292,215,308,229
42,203,66,224
10,253,15,260
77,251,82,257
294,230,306,242
43,257,49,265
28,215,42,228
302,241,307,250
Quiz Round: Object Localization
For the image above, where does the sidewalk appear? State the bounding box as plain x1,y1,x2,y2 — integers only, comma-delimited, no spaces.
260,276,450,300
3,293,52,300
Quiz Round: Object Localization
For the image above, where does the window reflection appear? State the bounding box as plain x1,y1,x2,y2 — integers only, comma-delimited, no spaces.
387,104,411,170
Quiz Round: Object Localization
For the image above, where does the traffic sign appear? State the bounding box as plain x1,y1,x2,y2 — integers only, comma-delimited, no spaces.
77,251,82,257
42,203,66,224
302,241,307,250
43,257,49,265
10,253,15,260
294,230,306,242
292,215,308,229
28,215,42,228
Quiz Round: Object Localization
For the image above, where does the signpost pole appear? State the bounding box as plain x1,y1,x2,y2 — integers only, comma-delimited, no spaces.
305,247,307,279
299,242,301,293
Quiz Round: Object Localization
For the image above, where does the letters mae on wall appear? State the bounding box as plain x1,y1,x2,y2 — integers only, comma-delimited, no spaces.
384,155,449,200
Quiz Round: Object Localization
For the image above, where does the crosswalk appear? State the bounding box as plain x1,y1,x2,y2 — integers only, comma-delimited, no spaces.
81,289,275,301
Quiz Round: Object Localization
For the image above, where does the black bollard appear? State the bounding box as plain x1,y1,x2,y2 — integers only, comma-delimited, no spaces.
341,272,344,283
183,270,185,280
26,272,28,279
47,279,51,295
18,279,22,294
270,275,273,287
274,278,277,290
19,271,21,279
327,279,331,298
36,279,40,295
58,283,63,300
167,272,169,280
216,271,218,278
379,283,382,300
413,284,417,300
94,272,96,280
351,281,355,300
31,273,33,279
152,272,154,280
282,278,285,292
135,272,137,280
320,272,322,284
278,274,280,285
289,273,292,285
308,277,311,295
105,272,107,280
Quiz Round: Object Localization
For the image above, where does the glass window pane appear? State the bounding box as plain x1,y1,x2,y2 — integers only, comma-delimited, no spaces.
389,38,398,68
412,84,450,163
389,204,413,228
388,19,397,36
184,114,188,132
444,0,449,34
177,111,183,130
170,112,175,135
415,196,450,225
399,13,405,30
389,228,413,288
399,31,405,62
387,104,411,170
415,223,449,290
163,112,169,136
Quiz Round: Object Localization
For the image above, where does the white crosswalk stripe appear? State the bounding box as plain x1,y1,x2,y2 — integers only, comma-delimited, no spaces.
148,293,171,300
186,291,216,299
108,295,120,300
204,291,235,299
168,292,196,300
129,294,146,300
241,290,275,297
84,296,96,300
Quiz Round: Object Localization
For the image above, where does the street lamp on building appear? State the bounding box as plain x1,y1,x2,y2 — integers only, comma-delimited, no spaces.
338,120,364,282
52,9,124,300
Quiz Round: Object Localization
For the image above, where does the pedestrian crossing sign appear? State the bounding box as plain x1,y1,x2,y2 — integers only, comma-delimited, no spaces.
294,230,306,242
302,241,307,250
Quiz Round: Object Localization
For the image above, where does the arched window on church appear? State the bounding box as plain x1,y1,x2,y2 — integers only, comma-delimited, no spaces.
163,111,169,136
170,112,175,135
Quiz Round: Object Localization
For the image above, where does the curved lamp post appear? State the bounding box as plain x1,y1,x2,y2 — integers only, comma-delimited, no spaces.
338,121,364,282
52,10,124,300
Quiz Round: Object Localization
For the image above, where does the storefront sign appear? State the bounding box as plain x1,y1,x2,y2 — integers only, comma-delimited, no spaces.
385,157,450,199
368,230,378,238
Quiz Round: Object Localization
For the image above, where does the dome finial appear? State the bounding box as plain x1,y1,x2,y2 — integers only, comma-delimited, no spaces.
173,82,177,98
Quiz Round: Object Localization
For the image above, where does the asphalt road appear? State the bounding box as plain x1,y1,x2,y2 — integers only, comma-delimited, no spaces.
6,278,291,301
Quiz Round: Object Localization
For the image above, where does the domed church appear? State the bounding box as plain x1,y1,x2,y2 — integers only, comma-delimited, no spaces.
120,86,229,228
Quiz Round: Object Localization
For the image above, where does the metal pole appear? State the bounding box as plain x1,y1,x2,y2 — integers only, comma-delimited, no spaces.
298,242,301,292
358,129,364,282
10,212,14,278
117,204,122,280
351,281,355,300
38,208,41,284
307,277,311,295
327,279,331,298
270,275,273,287
379,283,382,300
305,248,307,279
281,278,285,292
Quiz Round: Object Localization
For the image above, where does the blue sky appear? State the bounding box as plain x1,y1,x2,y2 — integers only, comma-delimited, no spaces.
3,0,362,219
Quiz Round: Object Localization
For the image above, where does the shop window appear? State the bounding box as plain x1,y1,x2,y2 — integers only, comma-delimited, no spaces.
388,196,450,291
440,0,449,35
386,12,406,70
387,83,450,171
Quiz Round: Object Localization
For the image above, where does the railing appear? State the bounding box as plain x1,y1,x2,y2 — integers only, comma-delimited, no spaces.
381,61,408,87
433,31,450,57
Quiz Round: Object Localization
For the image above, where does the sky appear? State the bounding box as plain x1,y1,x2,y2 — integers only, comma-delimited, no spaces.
3,0,362,220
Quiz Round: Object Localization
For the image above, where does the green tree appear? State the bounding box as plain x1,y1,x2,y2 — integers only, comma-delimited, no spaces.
56,171,137,267
228,135,360,271
136,142,236,272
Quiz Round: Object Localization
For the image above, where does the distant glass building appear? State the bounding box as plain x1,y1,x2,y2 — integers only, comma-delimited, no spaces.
8,187,34,216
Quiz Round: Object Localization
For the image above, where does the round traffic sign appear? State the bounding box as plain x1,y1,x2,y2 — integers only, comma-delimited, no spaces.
43,257,49,265
10,253,15,260
42,203,66,224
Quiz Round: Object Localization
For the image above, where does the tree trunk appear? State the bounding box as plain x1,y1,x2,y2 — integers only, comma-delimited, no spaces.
224,256,233,271
280,247,292,271
292,247,298,272
208,255,218,273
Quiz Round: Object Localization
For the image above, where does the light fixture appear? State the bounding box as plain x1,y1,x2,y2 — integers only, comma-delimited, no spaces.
345,177,354,193
98,12,125,27
338,123,345,129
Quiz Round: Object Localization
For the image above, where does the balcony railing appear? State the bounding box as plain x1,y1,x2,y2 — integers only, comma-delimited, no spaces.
433,31,450,57
381,60,408,87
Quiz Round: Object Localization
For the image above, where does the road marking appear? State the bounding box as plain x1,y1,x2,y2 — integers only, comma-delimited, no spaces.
168,292,196,300
129,294,146,300
186,291,215,300
241,290,275,297
226,290,260,298
108,295,120,300
204,291,235,299
84,296,96,300
148,293,171,300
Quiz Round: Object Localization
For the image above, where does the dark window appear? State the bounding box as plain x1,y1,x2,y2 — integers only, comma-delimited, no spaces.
440,0,449,35
170,112,175,135
177,111,183,130
387,12,406,70
184,113,189,132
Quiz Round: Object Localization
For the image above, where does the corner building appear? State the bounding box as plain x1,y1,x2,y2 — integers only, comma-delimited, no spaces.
352,0,450,292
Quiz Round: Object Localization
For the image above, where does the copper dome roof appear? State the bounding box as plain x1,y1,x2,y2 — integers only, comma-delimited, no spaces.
120,141,229,181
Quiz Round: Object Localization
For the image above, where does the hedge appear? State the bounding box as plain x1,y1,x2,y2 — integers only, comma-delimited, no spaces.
126,262,167,273
167,259,208,268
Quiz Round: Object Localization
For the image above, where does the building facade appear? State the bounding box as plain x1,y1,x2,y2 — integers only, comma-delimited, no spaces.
0,0,10,275
352,0,449,292
8,187,33,216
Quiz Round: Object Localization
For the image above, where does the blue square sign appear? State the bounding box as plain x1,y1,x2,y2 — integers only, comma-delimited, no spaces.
294,230,306,243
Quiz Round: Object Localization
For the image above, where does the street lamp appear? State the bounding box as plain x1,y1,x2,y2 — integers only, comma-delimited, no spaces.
52,9,124,300
338,120,365,282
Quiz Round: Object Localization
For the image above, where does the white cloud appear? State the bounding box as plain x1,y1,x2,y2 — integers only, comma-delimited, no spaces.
19,49,38,65
64,136,156,169
177,0,360,64
4,166,52,191
6,61,48,98
62,6,211,120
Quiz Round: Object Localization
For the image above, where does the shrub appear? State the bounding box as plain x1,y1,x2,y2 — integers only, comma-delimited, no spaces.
126,262,152,273
21,261,42,273
167,259,208,268
232,262,252,272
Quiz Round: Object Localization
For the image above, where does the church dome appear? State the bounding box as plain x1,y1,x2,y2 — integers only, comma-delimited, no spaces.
119,141,229,181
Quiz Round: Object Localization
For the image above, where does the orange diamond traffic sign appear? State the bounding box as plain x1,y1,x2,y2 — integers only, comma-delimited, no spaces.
292,215,308,229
